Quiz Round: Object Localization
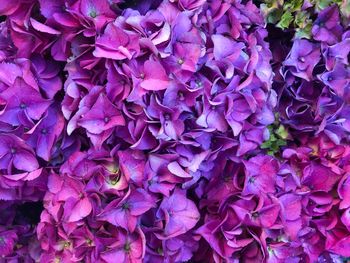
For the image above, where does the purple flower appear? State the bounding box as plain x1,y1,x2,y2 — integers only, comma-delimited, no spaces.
140,59,171,91
312,5,343,45
146,95,185,140
0,62,24,88
46,174,92,222
64,196,92,223
162,233,199,262
212,34,245,62
326,228,350,257
5,0,346,261
302,162,341,192
144,154,180,196
26,105,65,161
226,95,253,136
106,61,131,104
338,173,350,209
0,78,51,126
79,0,116,21
267,242,303,262
0,0,20,16
322,38,350,70
94,22,140,60
196,95,228,132
237,124,268,156
123,116,157,150
98,188,155,231
320,61,350,98
242,155,279,195
163,42,202,82
65,85,103,135
69,226,96,261
0,230,17,257
31,55,62,99
163,81,201,111
118,149,145,186
155,189,199,239
279,193,302,240
284,40,320,81
78,93,125,135
59,151,99,179
175,0,206,10
99,227,145,263
249,202,280,228
0,134,39,172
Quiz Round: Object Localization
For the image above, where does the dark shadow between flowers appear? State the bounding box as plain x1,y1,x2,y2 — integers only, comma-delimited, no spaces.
15,202,43,225
118,0,163,14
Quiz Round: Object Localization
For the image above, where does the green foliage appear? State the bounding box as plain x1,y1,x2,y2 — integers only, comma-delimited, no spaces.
261,0,345,39
277,11,293,29
261,116,288,156
341,0,350,21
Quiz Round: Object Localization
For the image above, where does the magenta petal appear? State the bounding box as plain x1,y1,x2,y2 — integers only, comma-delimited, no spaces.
168,162,191,178
302,162,340,192
128,189,155,216
30,18,61,34
328,236,350,257
13,151,39,172
157,189,200,239
78,94,125,134
212,34,245,60
141,60,170,91
94,23,140,60
101,249,126,263
68,197,92,222
258,204,280,227
339,174,350,209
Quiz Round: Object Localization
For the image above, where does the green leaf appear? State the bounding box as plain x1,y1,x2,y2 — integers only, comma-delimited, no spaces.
276,125,288,139
268,126,274,133
273,112,280,125
295,23,312,39
315,0,333,10
277,11,293,29
270,134,277,142
271,144,279,152
341,0,350,17
295,11,310,28
267,150,275,156
276,139,287,147
267,8,284,23
284,0,304,11
261,141,272,149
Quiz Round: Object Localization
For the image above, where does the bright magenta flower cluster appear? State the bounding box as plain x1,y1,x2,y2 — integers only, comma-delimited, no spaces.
0,0,349,262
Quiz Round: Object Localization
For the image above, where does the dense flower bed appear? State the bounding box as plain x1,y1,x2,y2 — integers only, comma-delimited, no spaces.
0,0,349,262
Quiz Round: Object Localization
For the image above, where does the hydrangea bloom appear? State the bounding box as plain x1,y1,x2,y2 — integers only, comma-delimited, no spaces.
0,0,350,262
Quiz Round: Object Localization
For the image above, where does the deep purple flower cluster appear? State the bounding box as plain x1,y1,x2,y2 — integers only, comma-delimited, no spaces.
267,4,350,262
0,0,350,262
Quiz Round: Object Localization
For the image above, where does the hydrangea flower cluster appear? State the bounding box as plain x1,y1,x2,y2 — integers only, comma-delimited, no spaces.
0,0,350,262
